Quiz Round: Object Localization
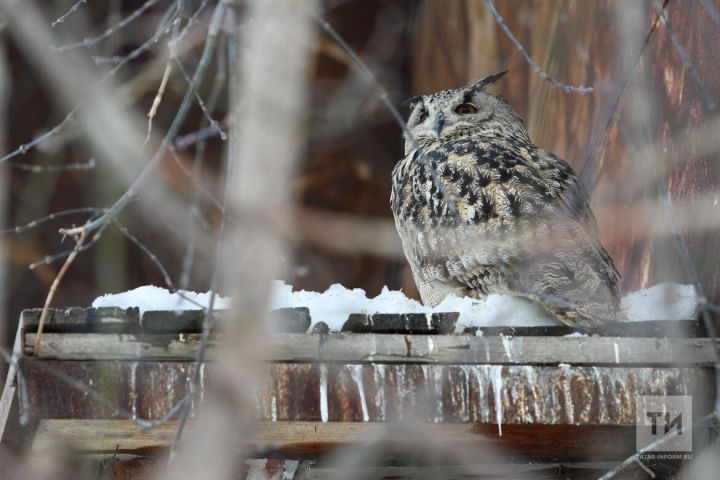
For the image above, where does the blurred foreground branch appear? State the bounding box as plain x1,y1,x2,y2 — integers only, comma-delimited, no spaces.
161,1,318,478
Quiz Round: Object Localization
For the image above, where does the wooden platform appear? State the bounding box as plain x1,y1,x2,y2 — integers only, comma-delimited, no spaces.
1,308,717,478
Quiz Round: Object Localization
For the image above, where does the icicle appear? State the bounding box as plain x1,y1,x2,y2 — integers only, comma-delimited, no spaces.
476,366,490,423
129,362,138,420
461,365,471,422
199,363,206,410
434,366,444,422
593,367,608,424
319,364,329,423
375,364,387,421
397,364,407,420
271,395,277,422
613,341,620,364
561,367,575,424
501,335,514,362
489,365,504,436
351,365,369,422
427,337,435,353
480,335,491,362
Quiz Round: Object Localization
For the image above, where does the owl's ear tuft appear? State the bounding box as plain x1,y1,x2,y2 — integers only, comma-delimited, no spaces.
400,95,423,110
468,70,509,93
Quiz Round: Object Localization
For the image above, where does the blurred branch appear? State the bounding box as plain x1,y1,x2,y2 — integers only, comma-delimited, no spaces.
654,0,717,111
1,157,95,173
578,0,667,186
484,0,593,94
316,12,457,211
59,0,226,237
163,0,318,477
52,0,163,52
51,0,89,28
0,207,100,235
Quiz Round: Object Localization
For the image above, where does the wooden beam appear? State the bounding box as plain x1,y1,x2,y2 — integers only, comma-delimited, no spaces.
32,419,651,463
23,332,720,366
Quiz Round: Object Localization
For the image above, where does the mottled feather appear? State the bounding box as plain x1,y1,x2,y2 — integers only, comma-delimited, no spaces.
391,73,621,328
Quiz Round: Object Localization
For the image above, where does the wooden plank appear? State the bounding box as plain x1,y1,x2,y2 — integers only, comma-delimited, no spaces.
0,323,21,440
342,313,459,334
23,332,720,365
31,419,646,462
22,307,139,333
18,359,712,425
24,333,218,360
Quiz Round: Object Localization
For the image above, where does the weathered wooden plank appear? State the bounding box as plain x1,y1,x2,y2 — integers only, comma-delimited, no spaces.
467,319,704,338
18,359,712,425
22,307,139,333
342,313,459,334
24,332,720,366
31,419,698,466
24,333,219,360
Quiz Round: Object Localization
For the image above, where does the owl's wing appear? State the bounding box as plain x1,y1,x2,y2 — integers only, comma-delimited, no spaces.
514,150,622,326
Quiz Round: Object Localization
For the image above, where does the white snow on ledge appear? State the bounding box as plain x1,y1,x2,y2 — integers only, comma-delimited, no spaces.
91,281,699,333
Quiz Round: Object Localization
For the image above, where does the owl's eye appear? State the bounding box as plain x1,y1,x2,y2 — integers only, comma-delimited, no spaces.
417,110,428,122
455,103,478,114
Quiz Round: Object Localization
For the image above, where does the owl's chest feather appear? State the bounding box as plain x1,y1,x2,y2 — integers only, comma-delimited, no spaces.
391,138,558,229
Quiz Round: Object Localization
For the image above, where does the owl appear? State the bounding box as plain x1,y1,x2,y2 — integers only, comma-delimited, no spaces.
390,71,622,329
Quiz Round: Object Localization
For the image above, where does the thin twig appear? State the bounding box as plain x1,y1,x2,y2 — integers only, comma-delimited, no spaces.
314,12,457,212
577,0,668,186
60,0,227,237
484,0,593,94
145,11,183,145
29,220,108,269
0,2,178,166
112,219,212,311
168,146,226,212
654,0,718,110
179,30,228,290
599,413,714,480
633,458,656,478
51,0,88,28
1,157,96,173
173,57,227,140
33,230,88,355
52,0,163,52
175,123,224,149
0,207,100,235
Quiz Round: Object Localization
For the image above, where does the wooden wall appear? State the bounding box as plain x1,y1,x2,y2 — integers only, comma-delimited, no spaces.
410,0,720,309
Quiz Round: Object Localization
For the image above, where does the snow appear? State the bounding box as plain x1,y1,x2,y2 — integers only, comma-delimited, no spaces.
620,282,699,322
270,282,558,332
91,281,699,333
91,285,231,314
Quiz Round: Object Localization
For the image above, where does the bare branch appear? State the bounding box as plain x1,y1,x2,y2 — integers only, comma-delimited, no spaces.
52,0,163,52
59,0,227,237
33,230,87,355
654,0,718,111
484,0,594,94
51,0,89,28
0,207,100,235
1,157,96,173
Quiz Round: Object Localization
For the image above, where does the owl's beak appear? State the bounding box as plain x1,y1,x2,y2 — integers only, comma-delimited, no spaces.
434,112,445,135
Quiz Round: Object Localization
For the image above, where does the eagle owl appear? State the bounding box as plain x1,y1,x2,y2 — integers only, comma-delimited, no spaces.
390,71,622,329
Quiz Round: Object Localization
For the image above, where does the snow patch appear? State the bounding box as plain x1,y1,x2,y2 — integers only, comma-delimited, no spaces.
621,282,698,322
92,285,230,314
91,281,699,332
